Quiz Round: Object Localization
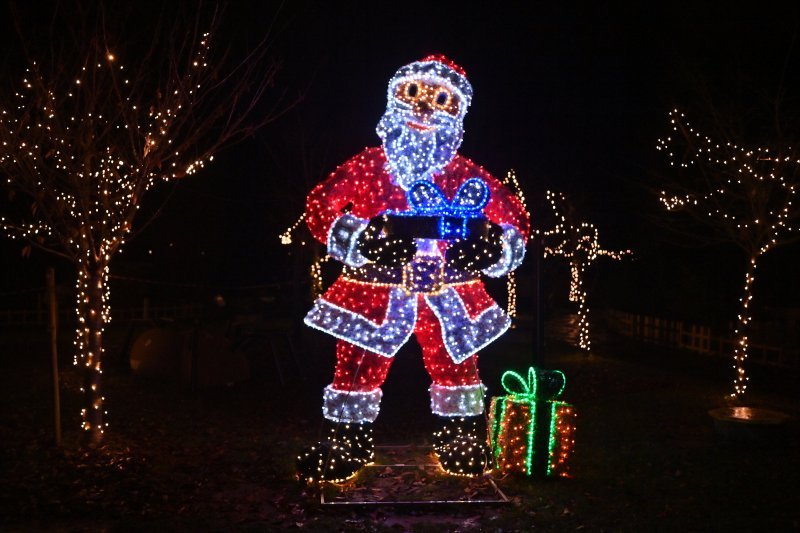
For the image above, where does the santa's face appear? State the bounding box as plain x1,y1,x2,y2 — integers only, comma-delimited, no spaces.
377,77,465,189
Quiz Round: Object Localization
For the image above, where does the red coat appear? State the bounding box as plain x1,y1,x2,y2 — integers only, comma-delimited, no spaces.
304,147,530,362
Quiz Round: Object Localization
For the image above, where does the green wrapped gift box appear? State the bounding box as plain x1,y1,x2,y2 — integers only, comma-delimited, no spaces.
489,367,577,478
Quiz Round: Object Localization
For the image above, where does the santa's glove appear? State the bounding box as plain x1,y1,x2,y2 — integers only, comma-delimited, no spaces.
357,215,417,267
445,221,504,272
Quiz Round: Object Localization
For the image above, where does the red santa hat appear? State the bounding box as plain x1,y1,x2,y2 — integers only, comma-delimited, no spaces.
388,54,473,114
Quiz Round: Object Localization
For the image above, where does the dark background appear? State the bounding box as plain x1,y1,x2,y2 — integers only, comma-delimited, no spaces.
2,1,799,327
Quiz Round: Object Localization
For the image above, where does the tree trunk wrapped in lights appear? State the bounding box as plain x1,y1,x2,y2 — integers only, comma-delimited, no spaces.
656,109,799,401
0,5,283,444
76,259,109,437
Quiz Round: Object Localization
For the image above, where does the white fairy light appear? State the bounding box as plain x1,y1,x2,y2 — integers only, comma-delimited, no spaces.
657,109,800,400
0,19,277,440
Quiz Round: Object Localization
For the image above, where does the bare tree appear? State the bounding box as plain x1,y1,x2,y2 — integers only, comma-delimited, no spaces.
656,108,799,401
0,4,283,443
543,191,631,352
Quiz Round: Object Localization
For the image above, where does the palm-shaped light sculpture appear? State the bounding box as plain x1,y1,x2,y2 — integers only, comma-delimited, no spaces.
544,191,631,351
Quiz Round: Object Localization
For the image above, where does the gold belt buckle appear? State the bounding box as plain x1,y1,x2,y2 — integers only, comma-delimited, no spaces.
402,256,445,294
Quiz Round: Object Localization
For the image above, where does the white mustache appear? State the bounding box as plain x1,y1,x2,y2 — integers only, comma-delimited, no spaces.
377,107,464,189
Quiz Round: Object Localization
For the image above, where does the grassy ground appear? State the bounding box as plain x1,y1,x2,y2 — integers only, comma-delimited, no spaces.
0,318,798,531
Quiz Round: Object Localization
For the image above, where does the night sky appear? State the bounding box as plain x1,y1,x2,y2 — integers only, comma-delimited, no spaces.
2,1,800,321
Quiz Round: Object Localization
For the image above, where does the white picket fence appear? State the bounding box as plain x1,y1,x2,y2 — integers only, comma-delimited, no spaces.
606,310,800,369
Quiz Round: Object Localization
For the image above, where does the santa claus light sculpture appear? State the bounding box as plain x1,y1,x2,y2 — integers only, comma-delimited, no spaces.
296,55,530,483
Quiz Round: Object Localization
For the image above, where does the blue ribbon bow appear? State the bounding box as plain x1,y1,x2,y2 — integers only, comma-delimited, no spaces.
407,177,490,217
405,178,490,239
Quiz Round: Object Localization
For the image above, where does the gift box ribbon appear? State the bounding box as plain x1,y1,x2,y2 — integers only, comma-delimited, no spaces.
501,367,566,402
406,177,490,217
395,178,489,240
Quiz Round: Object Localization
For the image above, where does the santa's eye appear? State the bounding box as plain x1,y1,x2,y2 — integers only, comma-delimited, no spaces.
407,84,419,98
436,91,449,106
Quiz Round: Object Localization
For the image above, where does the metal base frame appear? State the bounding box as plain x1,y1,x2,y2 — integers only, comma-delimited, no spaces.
319,445,510,506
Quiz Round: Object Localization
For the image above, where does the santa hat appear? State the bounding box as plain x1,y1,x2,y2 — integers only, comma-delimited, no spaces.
388,54,473,114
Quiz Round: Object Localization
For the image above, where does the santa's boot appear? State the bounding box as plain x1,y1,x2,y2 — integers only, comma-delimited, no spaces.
296,421,374,484
433,415,490,476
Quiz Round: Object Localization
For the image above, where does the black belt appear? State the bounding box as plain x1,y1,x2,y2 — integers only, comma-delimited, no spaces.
383,214,489,241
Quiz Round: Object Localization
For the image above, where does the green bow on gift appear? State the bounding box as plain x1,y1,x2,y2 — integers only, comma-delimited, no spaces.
500,367,566,402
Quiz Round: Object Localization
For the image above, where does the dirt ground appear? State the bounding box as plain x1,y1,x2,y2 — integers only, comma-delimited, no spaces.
1,318,799,532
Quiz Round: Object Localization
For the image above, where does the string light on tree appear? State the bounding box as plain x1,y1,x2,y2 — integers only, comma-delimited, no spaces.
543,191,631,352
656,108,799,401
279,213,306,245
0,10,281,443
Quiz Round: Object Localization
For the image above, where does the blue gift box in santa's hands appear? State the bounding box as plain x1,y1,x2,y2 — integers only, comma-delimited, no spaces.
384,177,491,241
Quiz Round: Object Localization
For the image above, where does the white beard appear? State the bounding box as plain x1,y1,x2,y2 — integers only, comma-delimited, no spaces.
376,107,464,190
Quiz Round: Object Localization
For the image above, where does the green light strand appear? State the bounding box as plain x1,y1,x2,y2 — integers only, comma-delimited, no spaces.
525,399,537,475
551,370,566,399
492,398,508,467
546,402,559,476
500,367,539,398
